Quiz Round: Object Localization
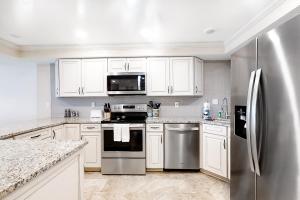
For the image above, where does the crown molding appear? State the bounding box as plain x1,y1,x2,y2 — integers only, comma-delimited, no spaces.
224,0,300,54
18,42,226,61
0,38,20,57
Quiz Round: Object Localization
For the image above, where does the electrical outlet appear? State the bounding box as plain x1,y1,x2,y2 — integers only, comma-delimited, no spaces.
212,99,219,105
175,102,180,108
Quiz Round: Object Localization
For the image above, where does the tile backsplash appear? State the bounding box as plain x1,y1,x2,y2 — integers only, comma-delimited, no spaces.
51,60,230,118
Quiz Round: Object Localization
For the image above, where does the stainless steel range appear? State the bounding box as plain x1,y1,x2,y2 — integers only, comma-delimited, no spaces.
101,104,147,175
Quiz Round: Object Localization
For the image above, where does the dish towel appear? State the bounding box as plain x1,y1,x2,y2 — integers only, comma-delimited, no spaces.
113,124,122,142
121,124,130,142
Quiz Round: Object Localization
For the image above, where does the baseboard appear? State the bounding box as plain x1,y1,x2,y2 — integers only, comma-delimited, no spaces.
200,169,230,183
84,167,101,172
146,168,164,172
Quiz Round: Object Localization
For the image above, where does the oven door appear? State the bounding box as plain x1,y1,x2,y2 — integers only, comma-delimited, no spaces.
107,72,146,95
101,124,146,158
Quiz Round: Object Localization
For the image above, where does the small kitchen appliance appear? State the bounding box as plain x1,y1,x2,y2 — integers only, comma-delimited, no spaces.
202,102,211,120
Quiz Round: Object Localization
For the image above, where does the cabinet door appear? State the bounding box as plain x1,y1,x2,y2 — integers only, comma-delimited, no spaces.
59,59,82,97
203,133,227,177
127,58,146,72
82,59,107,96
107,58,127,72
169,57,194,95
52,125,64,141
194,58,204,96
146,131,164,168
146,58,170,96
82,134,101,168
64,124,81,141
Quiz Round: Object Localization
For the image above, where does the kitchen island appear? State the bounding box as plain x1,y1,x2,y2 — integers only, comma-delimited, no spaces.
0,140,87,200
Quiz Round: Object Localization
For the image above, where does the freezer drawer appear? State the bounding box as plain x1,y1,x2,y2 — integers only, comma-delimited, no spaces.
164,124,200,169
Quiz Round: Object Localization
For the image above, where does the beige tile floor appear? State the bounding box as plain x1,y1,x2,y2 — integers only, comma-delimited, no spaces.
84,172,229,200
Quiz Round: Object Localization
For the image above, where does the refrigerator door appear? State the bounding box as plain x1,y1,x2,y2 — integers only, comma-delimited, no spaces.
257,15,300,200
230,39,257,200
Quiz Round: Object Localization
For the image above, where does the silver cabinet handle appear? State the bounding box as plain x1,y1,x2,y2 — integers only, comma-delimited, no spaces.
81,87,84,95
52,130,56,139
196,86,198,93
78,87,81,95
246,71,256,173
31,134,41,139
150,126,160,129
251,68,262,176
168,86,170,94
170,86,173,94
86,126,95,129
223,139,226,149
161,135,162,144
127,63,130,71
80,135,83,140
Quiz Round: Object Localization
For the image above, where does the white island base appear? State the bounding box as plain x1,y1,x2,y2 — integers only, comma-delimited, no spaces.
4,151,84,200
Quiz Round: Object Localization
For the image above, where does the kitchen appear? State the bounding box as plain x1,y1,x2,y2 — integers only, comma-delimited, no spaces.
0,1,299,200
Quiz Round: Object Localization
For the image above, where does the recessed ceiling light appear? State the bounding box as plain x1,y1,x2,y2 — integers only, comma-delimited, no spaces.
75,29,87,40
204,28,215,34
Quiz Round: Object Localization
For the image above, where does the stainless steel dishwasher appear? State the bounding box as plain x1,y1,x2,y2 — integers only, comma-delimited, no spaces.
164,123,200,170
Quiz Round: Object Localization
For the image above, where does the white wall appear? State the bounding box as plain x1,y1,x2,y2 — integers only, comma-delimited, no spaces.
0,55,37,122
37,64,51,118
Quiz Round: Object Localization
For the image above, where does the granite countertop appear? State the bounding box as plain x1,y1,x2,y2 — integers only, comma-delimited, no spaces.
0,117,102,140
0,116,230,140
146,117,231,126
0,140,87,199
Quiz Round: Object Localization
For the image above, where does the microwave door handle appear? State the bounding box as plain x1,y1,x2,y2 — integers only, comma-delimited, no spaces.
138,75,141,91
246,70,256,173
251,68,262,176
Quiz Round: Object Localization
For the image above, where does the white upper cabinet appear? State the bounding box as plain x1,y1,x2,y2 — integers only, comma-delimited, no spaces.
58,58,107,97
147,57,203,96
57,57,203,97
82,59,107,96
147,58,170,96
108,58,146,72
107,58,127,72
194,58,204,96
127,58,147,72
169,57,194,95
59,59,82,97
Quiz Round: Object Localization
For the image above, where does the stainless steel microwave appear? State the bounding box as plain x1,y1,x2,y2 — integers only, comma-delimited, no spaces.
107,72,146,95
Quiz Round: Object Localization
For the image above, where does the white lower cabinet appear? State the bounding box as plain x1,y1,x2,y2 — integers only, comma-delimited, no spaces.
81,124,101,169
146,124,164,169
202,124,228,178
64,124,81,141
51,125,64,141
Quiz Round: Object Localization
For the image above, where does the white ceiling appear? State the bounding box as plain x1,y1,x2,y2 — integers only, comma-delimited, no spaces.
0,0,278,46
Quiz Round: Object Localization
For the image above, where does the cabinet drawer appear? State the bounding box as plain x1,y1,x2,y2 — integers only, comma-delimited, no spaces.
147,124,163,132
203,124,227,137
81,124,101,132
15,128,52,140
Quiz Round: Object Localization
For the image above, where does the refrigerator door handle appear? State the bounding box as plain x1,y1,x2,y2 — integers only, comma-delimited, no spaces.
251,68,262,176
246,70,256,173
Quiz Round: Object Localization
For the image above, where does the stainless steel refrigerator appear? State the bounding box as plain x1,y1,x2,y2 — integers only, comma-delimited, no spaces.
231,14,300,200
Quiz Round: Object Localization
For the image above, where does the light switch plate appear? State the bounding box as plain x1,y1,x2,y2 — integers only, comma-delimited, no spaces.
212,99,219,105
175,102,180,108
